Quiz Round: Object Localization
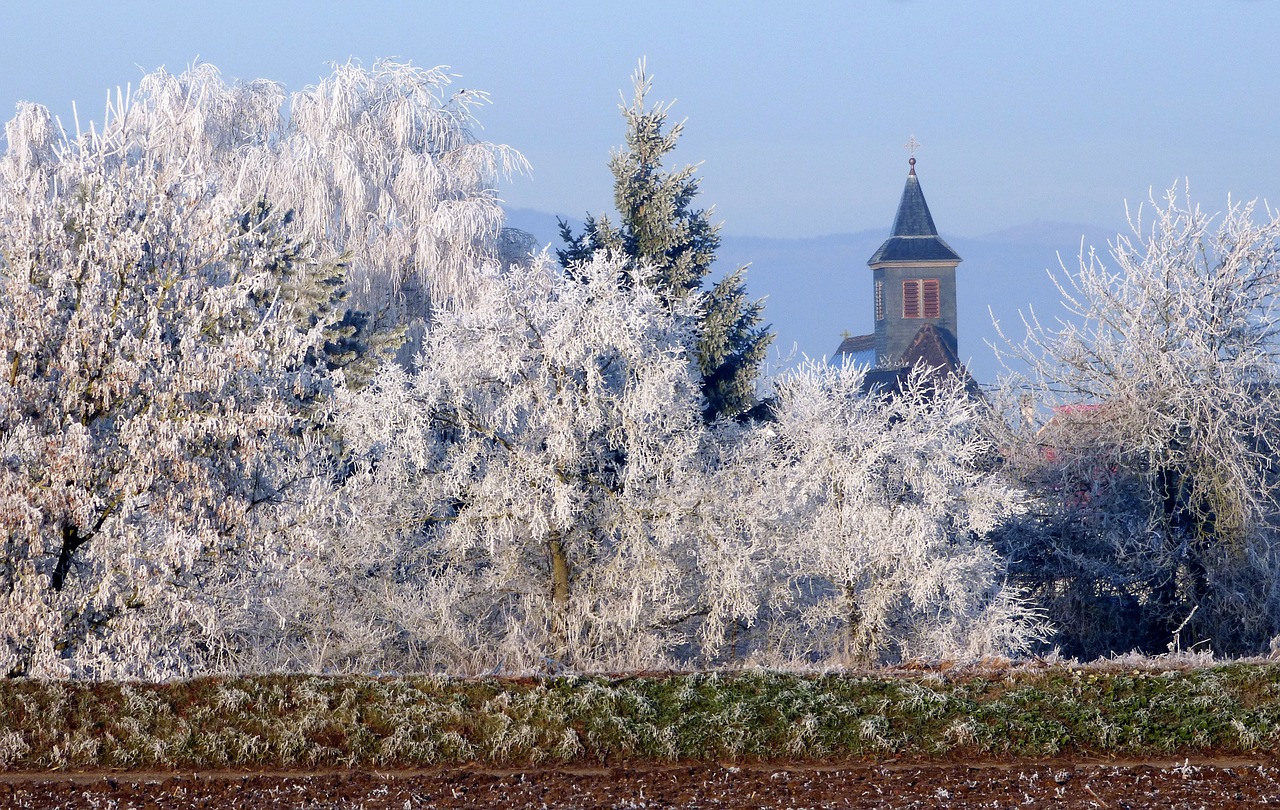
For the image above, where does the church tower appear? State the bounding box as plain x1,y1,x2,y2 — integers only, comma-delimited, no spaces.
868,155,962,367
835,148,971,392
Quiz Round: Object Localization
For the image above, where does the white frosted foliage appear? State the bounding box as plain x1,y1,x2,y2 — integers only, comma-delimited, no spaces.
0,104,333,679
996,185,1280,654
278,257,1043,673
0,61,1043,678
722,363,1048,665
0,60,525,678
284,253,709,673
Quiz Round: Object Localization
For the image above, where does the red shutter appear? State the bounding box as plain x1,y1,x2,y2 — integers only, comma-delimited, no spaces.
902,280,920,318
922,279,940,319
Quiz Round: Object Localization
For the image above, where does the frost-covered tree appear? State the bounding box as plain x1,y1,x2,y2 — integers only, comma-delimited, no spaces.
51,61,525,363
558,62,772,421
996,185,1280,655
265,253,1044,674
0,60,524,678
253,61,528,360
278,253,713,674
0,106,335,679
278,264,1041,674
721,364,1046,665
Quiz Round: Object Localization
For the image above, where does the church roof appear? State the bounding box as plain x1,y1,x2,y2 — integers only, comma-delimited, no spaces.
835,333,876,368
835,333,875,354
901,322,966,378
860,324,978,396
867,161,962,266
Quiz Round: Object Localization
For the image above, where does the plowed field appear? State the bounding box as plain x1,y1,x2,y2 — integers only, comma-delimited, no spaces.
4,759,1278,809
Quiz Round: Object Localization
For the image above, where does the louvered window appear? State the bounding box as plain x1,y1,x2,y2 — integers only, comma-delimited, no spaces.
902,279,940,319
875,280,884,321
921,279,940,318
902,280,920,318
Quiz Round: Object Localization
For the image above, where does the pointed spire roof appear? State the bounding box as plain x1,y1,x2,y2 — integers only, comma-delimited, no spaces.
868,159,962,266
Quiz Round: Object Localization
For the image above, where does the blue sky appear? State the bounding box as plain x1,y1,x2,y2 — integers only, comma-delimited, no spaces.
4,1,1278,371
5,1,1277,241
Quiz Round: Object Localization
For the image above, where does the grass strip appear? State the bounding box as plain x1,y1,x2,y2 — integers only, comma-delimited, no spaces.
1,664,1278,771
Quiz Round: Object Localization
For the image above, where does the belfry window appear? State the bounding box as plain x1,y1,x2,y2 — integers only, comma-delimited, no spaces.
874,280,885,321
902,279,940,319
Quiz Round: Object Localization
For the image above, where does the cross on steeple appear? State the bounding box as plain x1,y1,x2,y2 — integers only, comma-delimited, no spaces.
904,135,921,173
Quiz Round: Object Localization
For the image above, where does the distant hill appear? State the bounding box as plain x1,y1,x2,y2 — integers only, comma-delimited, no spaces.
503,207,1116,386
503,208,575,254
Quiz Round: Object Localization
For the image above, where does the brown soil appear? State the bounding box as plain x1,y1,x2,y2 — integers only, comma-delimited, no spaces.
2,760,1278,808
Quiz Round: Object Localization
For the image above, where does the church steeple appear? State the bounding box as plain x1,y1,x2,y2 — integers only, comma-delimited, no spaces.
866,154,962,368
868,160,961,265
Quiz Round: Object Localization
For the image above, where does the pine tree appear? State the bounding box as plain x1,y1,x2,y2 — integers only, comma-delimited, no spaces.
234,196,405,390
558,62,772,421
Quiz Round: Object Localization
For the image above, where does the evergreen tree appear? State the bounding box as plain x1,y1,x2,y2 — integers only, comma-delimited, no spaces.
234,196,405,391
558,62,772,421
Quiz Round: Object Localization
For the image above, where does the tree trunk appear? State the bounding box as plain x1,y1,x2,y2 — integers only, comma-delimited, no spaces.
845,583,864,666
546,531,572,667
52,525,90,591
548,533,570,606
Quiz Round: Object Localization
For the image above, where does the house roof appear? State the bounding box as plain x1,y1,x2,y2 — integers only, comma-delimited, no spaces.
867,162,962,266
1033,403,1118,462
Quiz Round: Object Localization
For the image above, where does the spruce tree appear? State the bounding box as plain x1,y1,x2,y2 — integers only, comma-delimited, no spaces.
235,197,404,390
558,63,772,421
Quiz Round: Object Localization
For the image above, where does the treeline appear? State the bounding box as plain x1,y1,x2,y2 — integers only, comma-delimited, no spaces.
2,62,1279,680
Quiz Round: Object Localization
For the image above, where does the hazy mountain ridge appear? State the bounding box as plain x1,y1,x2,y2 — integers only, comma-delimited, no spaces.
504,207,1115,385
